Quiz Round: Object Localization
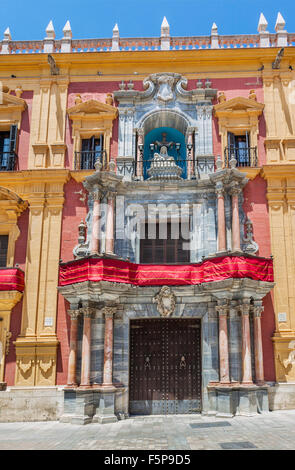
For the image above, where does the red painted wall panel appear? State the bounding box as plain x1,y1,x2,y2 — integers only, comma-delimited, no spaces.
56,177,89,385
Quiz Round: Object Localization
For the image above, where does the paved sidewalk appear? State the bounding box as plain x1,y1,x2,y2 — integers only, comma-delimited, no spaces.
0,410,294,450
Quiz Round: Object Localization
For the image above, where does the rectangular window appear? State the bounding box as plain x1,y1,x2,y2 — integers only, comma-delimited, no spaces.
0,235,8,267
0,125,18,170
227,131,250,166
140,221,190,264
80,135,104,169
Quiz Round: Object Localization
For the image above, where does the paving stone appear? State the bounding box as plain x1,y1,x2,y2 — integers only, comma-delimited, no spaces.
0,410,294,450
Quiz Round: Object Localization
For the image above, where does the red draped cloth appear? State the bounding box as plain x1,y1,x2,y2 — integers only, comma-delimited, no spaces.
0,268,25,292
59,255,274,287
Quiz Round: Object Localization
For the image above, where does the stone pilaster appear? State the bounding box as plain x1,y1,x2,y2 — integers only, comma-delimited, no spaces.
216,182,226,252
102,306,117,388
253,302,265,385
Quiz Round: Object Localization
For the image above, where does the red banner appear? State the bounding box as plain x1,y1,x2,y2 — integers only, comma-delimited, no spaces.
59,255,274,287
0,268,25,292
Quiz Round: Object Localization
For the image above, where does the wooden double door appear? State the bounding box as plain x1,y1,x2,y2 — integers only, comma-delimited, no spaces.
129,318,202,415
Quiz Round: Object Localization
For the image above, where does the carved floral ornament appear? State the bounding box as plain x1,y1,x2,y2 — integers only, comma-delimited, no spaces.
153,286,176,317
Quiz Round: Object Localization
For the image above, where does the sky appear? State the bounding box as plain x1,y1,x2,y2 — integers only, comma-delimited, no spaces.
0,0,294,40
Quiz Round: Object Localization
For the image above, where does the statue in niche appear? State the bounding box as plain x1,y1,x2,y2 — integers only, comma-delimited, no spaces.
147,144,182,181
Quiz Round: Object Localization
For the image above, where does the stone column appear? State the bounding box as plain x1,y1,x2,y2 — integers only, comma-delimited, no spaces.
90,188,101,255
253,302,265,385
240,302,253,384
80,307,94,388
216,303,230,383
105,192,115,255
136,129,144,180
216,182,226,252
230,186,241,251
102,306,117,388
186,129,194,180
66,309,80,387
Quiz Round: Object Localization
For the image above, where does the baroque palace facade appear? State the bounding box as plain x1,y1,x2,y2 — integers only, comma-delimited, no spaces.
0,14,295,423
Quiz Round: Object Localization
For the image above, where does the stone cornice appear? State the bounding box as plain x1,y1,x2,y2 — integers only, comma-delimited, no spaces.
261,164,295,179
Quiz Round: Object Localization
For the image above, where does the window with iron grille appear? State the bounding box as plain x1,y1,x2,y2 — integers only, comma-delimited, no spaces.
0,125,18,171
140,221,190,264
79,135,104,169
0,235,8,267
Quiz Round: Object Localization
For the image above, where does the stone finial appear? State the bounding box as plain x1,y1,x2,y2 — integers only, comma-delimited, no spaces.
211,22,218,34
229,156,237,169
75,94,82,105
257,13,268,33
161,16,170,35
45,20,55,39
218,91,226,103
105,93,113,106
160,17,170,50
211,22,219,49
15,85,23,98
215,155,223,171
249,89,257,101
3,27,11,41
63,20,72,39
275,12,286,32
112,23,120,51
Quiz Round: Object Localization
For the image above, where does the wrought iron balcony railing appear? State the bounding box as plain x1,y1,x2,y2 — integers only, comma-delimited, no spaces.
224,146,258,168
74,150,107,170
0,151,18,171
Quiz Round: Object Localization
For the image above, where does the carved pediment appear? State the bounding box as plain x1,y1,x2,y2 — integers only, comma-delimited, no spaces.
214,96,264,116
67,99,118,120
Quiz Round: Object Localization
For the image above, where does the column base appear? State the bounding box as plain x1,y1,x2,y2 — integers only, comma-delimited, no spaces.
92,389,118,424
207,383,270,416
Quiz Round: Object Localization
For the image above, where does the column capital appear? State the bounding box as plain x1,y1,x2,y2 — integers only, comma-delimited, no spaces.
216,303,229,316
67,309,80,320
81,307,95,318
102,305,117,318
229,183,242,197
239,301,251,316
252,305,264,317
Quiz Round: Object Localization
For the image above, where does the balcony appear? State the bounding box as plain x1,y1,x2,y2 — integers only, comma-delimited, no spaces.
224,146,258,168
0,152,18,171
117,158,197,181
74,150,107,170
0,267,25,293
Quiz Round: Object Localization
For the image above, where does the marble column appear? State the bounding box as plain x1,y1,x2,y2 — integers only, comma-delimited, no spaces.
216,182,226,252
216,303,230,383
253,302,265,385
105,192,115,255
102,306,117,388
66,309,80,387
136,129,144,180
231,186,241,251
80,307,94,388
90,188,101,254
186,129,194,180
240,302,253,384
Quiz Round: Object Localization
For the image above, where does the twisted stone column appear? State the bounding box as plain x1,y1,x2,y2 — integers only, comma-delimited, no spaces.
216,182,226,252
90,187,101,254
253,302,265,385
102,306,117,388
66,309,80,387
240,302,253,384
216,303,230,383
230,186,241,251
105,192,115,255
80,307,95,388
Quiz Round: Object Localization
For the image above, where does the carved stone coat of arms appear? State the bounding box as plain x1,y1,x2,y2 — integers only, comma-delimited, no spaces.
153,286,176,317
